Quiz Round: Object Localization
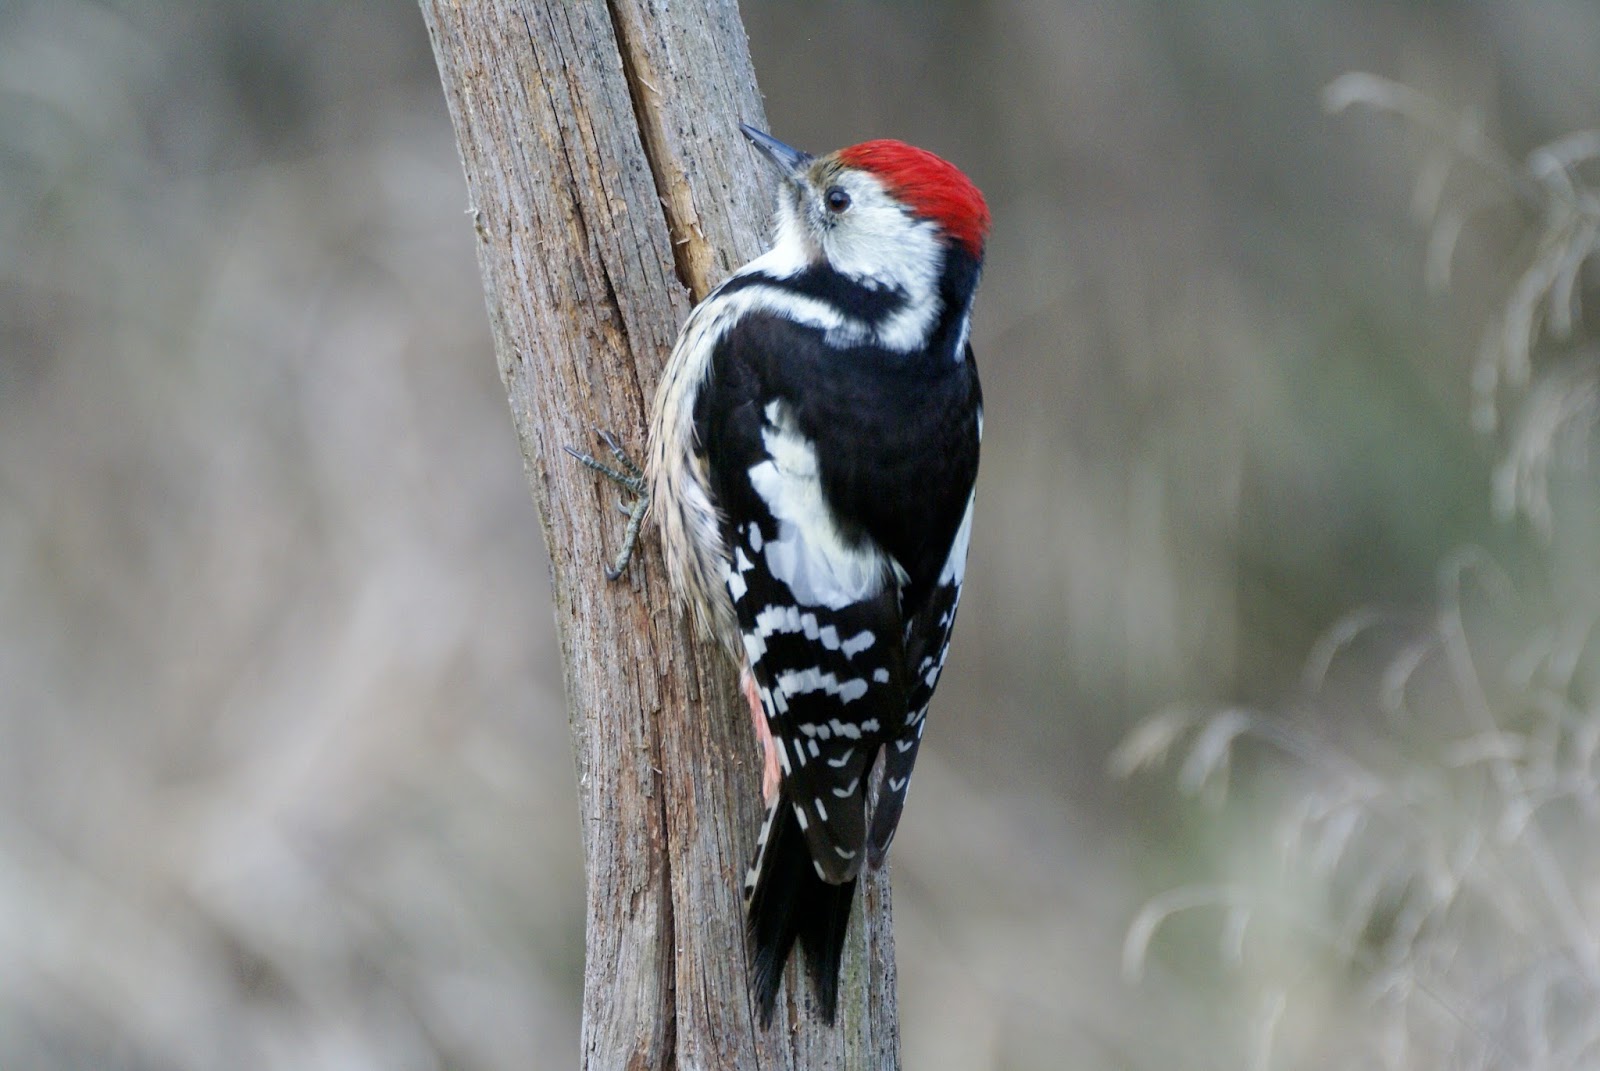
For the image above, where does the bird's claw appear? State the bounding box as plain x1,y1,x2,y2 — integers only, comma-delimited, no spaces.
565,428,650,579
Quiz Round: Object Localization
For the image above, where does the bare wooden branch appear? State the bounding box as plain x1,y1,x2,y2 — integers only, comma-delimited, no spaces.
417,3,899,1066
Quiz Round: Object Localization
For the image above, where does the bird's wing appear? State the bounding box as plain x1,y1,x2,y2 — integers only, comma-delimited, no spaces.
868,489,973,864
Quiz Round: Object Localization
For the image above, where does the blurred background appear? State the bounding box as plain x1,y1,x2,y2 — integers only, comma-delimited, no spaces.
4,1,1599,1067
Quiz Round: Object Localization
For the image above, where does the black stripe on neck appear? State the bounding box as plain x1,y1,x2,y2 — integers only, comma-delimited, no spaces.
927,244,983,361
717,265,908,325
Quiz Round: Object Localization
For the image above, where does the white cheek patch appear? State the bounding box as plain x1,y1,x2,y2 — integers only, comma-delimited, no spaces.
720,176,952,355
821,175,946,353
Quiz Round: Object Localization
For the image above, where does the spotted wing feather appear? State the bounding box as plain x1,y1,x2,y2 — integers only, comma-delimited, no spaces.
730,517,906,880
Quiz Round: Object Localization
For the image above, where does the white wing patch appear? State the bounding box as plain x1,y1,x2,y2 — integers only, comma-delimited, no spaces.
773,668,870,712
747,402,888,611
725,544,756,602
742,601,876,664
793,715,881,741
938,493,975,586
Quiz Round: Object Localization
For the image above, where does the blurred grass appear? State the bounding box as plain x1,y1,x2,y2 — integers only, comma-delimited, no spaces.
2,1,1598,1068
1118,69,1600,1071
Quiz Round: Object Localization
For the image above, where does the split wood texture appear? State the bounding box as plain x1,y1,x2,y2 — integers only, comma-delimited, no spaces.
418,2,900,1067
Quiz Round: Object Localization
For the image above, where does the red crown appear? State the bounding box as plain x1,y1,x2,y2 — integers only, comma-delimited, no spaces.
837,139,990,257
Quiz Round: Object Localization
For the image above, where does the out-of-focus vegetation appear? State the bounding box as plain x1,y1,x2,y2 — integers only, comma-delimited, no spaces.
1117,74,1600,1071
2,2,1597,1068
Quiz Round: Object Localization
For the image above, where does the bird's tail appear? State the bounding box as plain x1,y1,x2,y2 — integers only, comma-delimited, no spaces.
745,790,857,1026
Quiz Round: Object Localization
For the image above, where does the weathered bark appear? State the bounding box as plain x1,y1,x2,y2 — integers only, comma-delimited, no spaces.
417,3,899,1067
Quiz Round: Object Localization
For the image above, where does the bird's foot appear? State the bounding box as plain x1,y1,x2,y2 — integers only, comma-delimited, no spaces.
564,428,650,580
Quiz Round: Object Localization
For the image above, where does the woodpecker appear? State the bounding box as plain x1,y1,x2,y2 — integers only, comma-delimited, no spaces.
571,125,987,1025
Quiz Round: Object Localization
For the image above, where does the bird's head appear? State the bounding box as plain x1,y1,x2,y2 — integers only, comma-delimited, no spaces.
740,125,990,291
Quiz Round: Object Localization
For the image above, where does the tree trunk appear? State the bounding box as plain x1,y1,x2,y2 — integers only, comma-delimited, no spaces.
417,3,900,1067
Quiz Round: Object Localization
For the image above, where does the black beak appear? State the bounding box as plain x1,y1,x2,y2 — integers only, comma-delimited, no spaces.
740,124,812,183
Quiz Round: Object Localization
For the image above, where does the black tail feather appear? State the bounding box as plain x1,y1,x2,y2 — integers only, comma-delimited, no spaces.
797,863,856,1021
747,792,858,1026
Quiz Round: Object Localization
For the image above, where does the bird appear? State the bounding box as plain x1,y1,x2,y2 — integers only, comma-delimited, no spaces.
569,123,987,1025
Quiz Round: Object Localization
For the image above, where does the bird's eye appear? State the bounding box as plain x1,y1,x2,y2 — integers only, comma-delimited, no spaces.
825,186,852,213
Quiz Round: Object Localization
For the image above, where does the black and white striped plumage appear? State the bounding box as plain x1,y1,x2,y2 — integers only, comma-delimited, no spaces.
646,127,987,1025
